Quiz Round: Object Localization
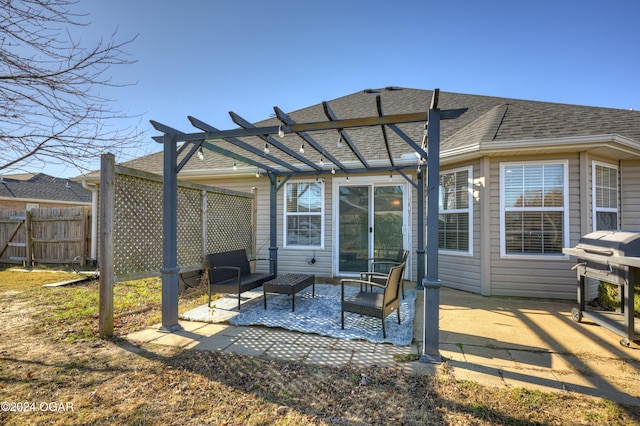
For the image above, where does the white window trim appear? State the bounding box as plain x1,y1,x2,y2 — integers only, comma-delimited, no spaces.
499,160,570,259
283,179,325,249
439,165,473,256
592,160,619,232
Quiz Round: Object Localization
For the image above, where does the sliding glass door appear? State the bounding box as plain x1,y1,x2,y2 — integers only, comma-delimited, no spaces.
336,179,407,275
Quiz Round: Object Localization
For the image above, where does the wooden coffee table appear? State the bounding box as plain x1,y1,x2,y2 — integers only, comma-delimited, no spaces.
263,274,315,312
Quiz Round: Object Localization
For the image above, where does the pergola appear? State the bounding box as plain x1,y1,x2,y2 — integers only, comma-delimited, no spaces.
151,89,466,363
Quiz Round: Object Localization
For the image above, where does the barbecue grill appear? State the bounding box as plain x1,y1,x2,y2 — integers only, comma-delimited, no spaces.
563,230,640,347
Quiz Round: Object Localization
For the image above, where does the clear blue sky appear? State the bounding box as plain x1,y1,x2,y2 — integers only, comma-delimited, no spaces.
38,0,640,177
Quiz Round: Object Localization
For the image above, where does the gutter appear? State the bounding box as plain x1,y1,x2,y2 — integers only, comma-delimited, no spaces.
441,134,640,163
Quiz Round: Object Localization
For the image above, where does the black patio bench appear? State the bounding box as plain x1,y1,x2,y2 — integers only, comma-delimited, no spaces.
206,249,275,310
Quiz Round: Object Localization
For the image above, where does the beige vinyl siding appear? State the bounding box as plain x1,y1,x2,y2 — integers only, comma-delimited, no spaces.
279,177,333,277
438,161,482,293
488,154,580,299
189,175,333,278
621,159,640,230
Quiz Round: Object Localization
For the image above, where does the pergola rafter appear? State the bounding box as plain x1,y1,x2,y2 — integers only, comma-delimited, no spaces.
322,101,369,168
188,116,303,173
151,88,467,363
229,111,322,172
274,106,347,173
376,95,395,168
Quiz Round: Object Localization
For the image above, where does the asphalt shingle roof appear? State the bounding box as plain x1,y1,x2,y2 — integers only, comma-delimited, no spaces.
0,173,91,203
125,87,640,175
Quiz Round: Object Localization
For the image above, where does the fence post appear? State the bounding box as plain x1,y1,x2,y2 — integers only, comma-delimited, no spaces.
25,210,33,268
99,153,115,338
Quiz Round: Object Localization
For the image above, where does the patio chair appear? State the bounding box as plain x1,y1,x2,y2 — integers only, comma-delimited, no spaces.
363,249,409,298
340,262,405,338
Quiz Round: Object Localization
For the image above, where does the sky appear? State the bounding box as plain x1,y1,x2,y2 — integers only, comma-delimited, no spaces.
17,0,640,178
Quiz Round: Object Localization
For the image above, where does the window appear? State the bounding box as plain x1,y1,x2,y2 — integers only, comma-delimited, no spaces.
592,162,618,231
284,181,324,248
439,167,472,254
501,161,568,256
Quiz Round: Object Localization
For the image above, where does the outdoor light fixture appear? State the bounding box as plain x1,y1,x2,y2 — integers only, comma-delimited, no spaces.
197,146,204,160
331,167,336,174
233,159,237,170
346,175,350,182
319,156,324,167
278,124,284,138
337,136,343,148
299,144,305,154
256,169,260,178
263,143,270,155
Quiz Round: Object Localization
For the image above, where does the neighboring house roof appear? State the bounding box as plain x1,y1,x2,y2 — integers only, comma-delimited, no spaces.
0,173,92,204
123,87,640,176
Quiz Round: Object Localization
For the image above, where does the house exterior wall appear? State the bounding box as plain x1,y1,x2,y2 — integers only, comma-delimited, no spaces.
189,172,421,281
621,159,640,230
485,153,579,299
0,198,90,210
437,160,482,294
187,153,640,299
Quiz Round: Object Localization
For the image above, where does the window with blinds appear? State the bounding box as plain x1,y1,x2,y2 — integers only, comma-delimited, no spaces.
501,162,567,256
592,162,618,231
284,181,324,248
439,167,472,253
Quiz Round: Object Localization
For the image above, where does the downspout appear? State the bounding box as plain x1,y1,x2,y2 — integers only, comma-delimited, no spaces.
82,180,98,264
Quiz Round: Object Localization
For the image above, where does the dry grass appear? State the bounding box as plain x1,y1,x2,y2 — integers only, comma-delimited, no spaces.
1,266,640,425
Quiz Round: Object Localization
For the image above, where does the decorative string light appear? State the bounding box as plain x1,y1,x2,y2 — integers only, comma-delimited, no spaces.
331,167,336,175
278,124,284,138
197,146,204,160
255,168,260,178
389,172,393,181
263,143,270,155
299,144,305,154
319,156,324,167
233,159,237,170
337,136,343,148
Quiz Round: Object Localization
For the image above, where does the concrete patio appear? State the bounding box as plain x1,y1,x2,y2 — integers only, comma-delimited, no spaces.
126,285,640,406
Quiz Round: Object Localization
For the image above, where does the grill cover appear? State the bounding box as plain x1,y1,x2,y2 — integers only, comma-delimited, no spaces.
577,230,640,258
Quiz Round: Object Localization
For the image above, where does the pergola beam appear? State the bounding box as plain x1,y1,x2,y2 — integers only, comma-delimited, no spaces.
154,108,467,143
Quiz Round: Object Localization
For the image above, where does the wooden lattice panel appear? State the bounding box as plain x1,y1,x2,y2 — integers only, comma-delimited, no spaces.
206,192,253,255
113,173,163,277
108,165,254,280
177,187,203,267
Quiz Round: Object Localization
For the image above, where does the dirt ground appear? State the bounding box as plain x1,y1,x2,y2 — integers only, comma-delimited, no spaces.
2,277,640,425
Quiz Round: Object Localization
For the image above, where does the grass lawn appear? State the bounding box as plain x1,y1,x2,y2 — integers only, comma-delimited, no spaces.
1,266,639,425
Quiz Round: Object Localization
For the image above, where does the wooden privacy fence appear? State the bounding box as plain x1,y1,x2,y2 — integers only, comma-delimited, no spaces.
0,206,90,266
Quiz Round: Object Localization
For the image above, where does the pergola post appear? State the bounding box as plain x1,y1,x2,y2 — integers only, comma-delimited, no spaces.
416,168,425,289
268,173,278,276
159,132,182,332
421,108,442,363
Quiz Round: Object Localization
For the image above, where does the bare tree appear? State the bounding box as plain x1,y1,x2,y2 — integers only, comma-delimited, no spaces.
0,0,144,175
